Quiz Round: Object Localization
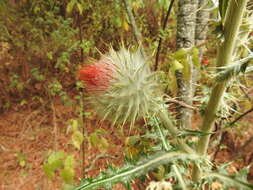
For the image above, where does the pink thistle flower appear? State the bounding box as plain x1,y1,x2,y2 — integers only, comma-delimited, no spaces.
78,60,115,94
77,47,162,127
201,59,211,66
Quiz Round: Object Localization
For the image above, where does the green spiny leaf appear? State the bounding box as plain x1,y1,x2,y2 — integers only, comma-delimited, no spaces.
215,57,252,82
177,128,214,138
203,172,253,190
74,151,205,190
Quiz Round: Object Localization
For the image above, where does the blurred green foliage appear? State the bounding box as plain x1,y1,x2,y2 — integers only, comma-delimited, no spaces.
0,0,173,112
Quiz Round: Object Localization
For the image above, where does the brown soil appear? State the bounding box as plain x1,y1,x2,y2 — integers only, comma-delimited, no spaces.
0,100,127,190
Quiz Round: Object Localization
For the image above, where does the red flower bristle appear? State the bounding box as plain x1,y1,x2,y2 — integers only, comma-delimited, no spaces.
202,59,210,65
78,61,114,94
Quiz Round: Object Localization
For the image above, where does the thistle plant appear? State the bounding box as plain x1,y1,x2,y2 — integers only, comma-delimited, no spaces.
79,47,193,154
79,47,163,127
192,0,250,180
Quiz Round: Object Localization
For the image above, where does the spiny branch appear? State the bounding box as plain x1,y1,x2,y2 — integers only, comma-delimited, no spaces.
166,99,197,110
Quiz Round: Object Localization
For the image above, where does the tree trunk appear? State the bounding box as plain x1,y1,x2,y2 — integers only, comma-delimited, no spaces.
195,0,209,60
176,0,198,128
192,0,210,104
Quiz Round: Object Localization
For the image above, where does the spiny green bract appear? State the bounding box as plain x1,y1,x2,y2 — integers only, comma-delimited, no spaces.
80,47,163,127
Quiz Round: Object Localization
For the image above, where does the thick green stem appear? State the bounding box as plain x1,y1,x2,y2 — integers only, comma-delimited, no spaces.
192,0,248,181
158,108,195,154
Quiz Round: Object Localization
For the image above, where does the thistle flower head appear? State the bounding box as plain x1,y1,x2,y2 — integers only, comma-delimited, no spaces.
79,47,162,126
78,60,115,94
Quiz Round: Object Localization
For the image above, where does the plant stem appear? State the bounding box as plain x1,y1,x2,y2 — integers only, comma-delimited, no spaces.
228,106,253,126
154,117,171,151
192,0,248,181
77,13,84,62
154,0,175,71
80,90,86,178
122,0,145,57
51,99,58,150
172,164,188,190
158,108,195,154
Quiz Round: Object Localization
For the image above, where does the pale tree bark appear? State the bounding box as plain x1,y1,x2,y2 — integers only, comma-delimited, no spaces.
176,0,198,128
176,0,197,49
195,0,210,59
192,0,210,100
176,0,210,129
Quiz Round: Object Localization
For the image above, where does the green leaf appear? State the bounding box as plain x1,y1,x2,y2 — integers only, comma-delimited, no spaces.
173,49,187,60
19,160,26,167
72,131,84,150
60,167,75,184
71,119,79,128
215,58,251,82
62,184,76,190
76,81,84,90
64,155,75,169
47,51,53,60
76,3,83,15
20,99,28,106
48,151,65,166
236,166,250,182
177,128,213,138
15,152,27,167
74,151,205,190
171,60,183,72
168,70,178,95
125,136,140,146
89,130,109,152
67,119,79,134
43,151,65,179
181,59,191,81
61,155,75,184
97,137,109,153
43,163,55,179
204,172,253,190
94,129,108,135
158,0,170,9
66,0,77,14
191,47,200,67
152,165,166,180
89,133,99,147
